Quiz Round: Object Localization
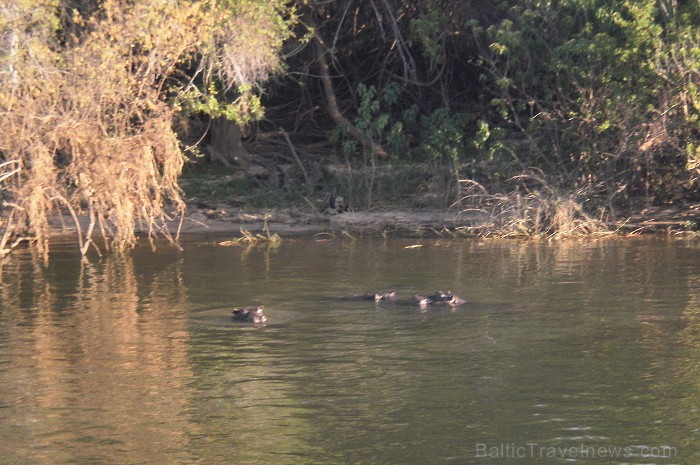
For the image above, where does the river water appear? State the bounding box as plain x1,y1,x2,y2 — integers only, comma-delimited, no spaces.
0,236,697,465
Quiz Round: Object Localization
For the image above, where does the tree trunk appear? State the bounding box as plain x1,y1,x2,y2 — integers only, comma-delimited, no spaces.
208,117,253,168
1,5,20,87
309,20,388,159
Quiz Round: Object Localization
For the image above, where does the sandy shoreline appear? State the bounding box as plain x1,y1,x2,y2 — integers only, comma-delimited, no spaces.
46,202,700,242
170,202,700,240
176,208,491,236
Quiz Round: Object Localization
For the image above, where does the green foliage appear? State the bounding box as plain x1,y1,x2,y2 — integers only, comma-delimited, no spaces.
330,84,395,158
471,120,490,151
409,5,449,65
356,84,388,136
415,108,467,166
175,0,296,125
179,83,265,126
473,0,700,202
330,83,468,167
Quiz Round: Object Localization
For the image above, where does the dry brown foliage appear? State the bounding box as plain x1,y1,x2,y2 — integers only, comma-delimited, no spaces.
0,0,292,260
454,172,612,239
204,0,291,91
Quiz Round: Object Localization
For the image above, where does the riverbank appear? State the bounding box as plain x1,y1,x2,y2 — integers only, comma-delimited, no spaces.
177,207,487,237
171,164,700,239
174,201,700,238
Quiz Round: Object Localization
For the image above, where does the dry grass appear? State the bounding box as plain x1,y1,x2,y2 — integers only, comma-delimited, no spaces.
218,215,281,246
0,0,292,261
218,229,282,246
453,172,612,239
0,0,196,260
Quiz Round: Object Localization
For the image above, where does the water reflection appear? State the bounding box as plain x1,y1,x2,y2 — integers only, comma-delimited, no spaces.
0,245,196,464
0,237,698,464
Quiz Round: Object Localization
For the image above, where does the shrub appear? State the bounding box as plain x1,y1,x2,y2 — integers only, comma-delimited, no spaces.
472,0,700,205
0,0,295,259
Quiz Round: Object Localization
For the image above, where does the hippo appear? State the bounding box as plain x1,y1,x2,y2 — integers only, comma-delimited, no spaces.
343,291,396,302
232,305,267,323
364,291,397,302
413,291,466,308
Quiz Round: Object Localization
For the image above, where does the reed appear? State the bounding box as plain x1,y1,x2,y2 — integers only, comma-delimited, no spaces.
454,172,612,239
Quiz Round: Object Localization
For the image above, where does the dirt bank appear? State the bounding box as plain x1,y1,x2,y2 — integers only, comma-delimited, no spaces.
174,202,700,238
176,207,488,237
45,201,700,243
169,165,700,239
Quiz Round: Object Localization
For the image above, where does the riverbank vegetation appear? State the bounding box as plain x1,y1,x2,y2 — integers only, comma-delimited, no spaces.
0,0,295,259
2,0,700,258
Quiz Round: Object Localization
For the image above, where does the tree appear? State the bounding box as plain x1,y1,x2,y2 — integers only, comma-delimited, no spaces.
0,0,295,259
471,0,700,204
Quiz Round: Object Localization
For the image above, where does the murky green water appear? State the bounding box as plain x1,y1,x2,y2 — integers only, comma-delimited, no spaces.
0,236,698,465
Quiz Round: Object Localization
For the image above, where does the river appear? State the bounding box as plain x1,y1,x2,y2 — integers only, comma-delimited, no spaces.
0,236,698,464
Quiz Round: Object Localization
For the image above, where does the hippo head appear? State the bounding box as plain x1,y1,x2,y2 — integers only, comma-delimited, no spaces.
233,305,267,323
374,291,397,301
447,293,466,306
